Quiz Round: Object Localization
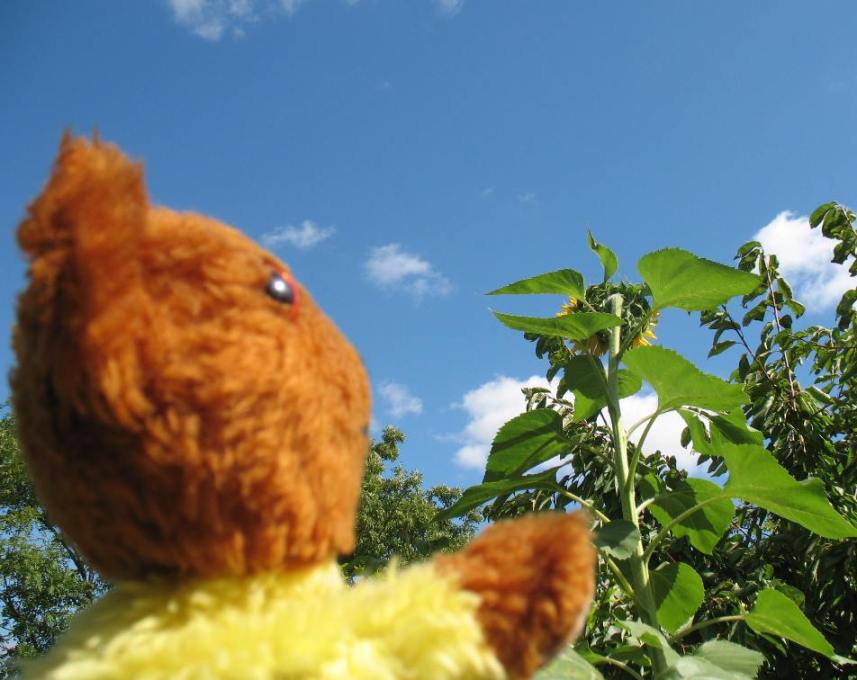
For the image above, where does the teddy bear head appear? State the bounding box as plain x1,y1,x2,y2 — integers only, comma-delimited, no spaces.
12,135,371,580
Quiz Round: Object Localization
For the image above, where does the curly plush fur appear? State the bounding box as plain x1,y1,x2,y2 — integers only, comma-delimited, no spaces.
13,135,595,679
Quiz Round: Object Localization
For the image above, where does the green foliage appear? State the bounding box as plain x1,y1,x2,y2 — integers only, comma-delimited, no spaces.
0,405,106,679
340,426,480,581
445,223,857,679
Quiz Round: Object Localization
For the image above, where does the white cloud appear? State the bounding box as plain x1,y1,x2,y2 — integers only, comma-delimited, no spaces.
379,382,423,419
451,375,550,469
436,0,464,16
168,0,462,40
365,243,453,298
618,393,706,476
517,192,537,204
261,220,335,250
754,210,853,309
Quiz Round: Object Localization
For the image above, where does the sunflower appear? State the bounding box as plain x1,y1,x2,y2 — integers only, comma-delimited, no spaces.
556,292,659,357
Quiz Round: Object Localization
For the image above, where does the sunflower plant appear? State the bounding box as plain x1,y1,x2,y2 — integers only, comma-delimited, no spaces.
440,230,857,679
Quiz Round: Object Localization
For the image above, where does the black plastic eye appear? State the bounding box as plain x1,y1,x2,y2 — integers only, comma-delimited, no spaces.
265,271,295,304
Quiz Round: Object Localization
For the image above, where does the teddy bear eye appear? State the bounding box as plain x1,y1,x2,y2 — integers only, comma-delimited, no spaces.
265,271,295,305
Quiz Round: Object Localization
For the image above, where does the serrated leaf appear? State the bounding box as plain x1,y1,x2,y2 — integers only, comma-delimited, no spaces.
564,357,641,422
694,640,765,678
587,231,618,282
651,562,704,633
594,520,640,560
707,340,737,358
623,346,748,413
489,269,585,298
534,645,605,680
437,468,561,520
493,311,622,341
649,478,734,554
638,248,761,311
746,589,834,657
721,443,857,539
483,410,571,483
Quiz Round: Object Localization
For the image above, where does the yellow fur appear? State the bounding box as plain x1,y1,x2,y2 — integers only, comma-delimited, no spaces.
20,562,506,680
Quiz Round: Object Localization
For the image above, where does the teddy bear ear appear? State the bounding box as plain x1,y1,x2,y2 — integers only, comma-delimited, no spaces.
18,133,148,306
16,134,154,426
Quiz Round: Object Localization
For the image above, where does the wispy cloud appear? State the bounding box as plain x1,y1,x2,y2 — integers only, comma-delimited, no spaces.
450,375,550,470
517,192,537,204
480,186,495,199
379,382,423,419
436,0,464,16
754,211,853,309
168,0,463,40
365,243,453,298
261,220,335,250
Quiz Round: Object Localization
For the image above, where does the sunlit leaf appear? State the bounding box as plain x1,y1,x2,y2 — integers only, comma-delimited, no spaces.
721,443,857,540
587,231,618,282
650,562,704,633
564,357,641,422
493,311,622,342
638,248,760,311
693,640,765,678
483,410,570,483
623,346,748,413
436,468,561,520
489,269,585,298
746,589,835,657
594,520,640,560
649,478,734,554
534,644,604,680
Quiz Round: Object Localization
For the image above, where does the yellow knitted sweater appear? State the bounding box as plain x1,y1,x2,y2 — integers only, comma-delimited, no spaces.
21,561,506,680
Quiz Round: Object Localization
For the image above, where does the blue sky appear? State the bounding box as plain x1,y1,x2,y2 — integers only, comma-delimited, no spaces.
2,1,856,487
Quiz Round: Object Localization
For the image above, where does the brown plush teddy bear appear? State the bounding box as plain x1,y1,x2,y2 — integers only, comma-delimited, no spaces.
11,134,595,680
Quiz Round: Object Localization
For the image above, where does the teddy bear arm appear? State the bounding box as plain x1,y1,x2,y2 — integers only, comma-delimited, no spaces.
434,511,595,680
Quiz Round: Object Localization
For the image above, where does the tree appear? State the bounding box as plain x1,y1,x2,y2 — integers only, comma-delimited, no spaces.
0,406,105,678
340,426,481,581
696,202,857,677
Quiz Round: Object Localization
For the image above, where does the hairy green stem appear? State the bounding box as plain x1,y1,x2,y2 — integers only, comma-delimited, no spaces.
559,490,611,524
605,294,668,675
672,614,746,641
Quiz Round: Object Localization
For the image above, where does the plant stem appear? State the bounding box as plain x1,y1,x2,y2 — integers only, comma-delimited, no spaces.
642,495,722,563
597,656,646,680
605,293,668,675
559,490,611,524
671,614,746,641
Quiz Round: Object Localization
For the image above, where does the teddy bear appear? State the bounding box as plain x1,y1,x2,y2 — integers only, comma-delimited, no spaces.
11,134,595,680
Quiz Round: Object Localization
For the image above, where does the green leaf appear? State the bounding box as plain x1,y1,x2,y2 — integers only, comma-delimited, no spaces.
587,231,618,282
707,340,737,358
436,468,561,520
650,562,704,633
534,644,604,680
493,311,622,342
489,269,585,298
694,640,765,678
721,443,857,540
746,589,835,658
483,410,570,483
649,479,734,554
623,346,748,413
564,357,641,422
619,620,680,666
594,520,640,560
661,656,752,680
638,248,761,311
